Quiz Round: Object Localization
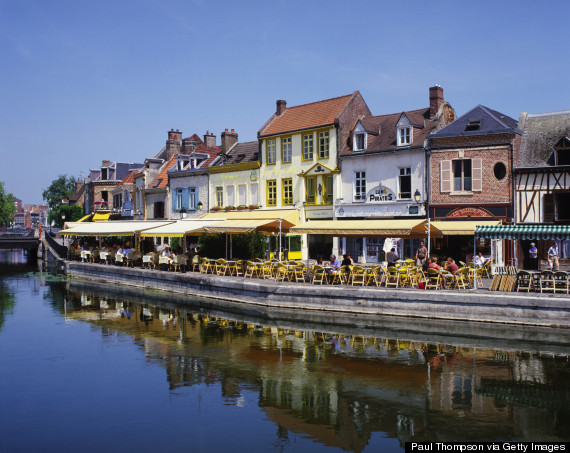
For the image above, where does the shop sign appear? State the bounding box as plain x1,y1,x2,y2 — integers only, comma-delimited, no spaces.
447,207,492,218
306,208,332,219
366,186,395,202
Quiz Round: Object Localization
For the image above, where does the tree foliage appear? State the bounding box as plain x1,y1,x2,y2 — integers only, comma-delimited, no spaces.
42,175,76,210
0,181,16,228
198,232,266,259
47,204,84,228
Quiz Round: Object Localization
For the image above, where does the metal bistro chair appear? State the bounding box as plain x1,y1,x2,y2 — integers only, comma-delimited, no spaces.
553,271,570,294
274,263,289,282
292,263,306,283
171,255,187,273
426,269,441,290
385,266,399,288
191,255,201,272
516,270,534,292
351,266,366,286
311,265,327,285
244,261,256,278
539,270,555,293
453,268,469,290
215,258,228,276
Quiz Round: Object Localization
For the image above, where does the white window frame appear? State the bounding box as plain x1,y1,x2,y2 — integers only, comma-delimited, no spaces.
176,188,183,210
398,167,412,200
238,184,247,206
397,126,411,147
354,171,366,202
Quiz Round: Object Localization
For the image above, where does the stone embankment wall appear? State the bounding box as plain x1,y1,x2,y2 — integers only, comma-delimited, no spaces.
66,262,570,329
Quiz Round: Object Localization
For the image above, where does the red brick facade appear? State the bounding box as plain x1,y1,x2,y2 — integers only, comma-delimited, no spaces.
430,133,519,219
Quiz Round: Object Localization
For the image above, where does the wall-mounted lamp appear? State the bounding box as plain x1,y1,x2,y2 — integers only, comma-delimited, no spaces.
197,201,203,211
414,189,421,203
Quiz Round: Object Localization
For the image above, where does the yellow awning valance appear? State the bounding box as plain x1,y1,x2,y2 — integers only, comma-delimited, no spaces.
76,214,93,223
290,219,432,237
92,213,111,221
62,220,173,237
430,220,501,236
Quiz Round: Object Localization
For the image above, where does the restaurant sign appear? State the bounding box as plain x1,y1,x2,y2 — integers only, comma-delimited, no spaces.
366,186,395,203
447,207,492,218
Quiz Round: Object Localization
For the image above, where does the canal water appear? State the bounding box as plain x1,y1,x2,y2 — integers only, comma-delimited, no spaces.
1,251,569,453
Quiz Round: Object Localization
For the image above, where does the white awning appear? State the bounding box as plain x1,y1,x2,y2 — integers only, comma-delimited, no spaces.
139,219,225,237
62,220,173,237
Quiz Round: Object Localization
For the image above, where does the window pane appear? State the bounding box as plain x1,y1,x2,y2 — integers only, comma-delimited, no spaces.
303,134,313,160
319,132,329,159
238,185,247,206
282,137,292,163
251,183,258,205
283,179,293,205
464,160,472,191
267,180,277,206
453,160,463,191
306,178,316,203
267,140,276,164
399,168,411,199
325,176,333,203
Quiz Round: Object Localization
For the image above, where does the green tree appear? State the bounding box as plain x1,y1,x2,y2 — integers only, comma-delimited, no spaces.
48,204,84,228
0,181,16,228
42,175,76,210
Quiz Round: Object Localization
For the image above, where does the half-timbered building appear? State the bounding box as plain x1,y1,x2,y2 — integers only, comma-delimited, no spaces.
515,109,570,269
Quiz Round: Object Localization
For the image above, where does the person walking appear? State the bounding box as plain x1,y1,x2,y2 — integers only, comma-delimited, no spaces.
415,241,428,267
548,242,560,272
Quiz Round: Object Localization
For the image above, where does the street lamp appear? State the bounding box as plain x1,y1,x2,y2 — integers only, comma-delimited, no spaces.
414,189,421,203
180,208,187,219
61,212,66,246
197,201,203,211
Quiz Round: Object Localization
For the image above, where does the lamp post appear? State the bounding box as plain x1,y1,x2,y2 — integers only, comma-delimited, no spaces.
61,212,66,246
415,189,430,256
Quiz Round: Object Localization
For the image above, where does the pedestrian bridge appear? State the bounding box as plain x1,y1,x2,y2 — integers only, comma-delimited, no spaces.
0,229,40,251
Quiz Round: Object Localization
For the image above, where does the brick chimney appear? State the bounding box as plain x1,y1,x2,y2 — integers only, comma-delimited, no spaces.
276,100,287,116
221,128,238,154
429,85,444,117
101,160,111,167
204,130,216,148
166,129,182,160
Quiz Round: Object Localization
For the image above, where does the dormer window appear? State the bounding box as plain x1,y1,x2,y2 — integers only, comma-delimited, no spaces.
354,133,365,151
352,121,367,152
396,114,412,147
101,168,109,180
465,119,482,131
555,137,570,166
397,127,411,146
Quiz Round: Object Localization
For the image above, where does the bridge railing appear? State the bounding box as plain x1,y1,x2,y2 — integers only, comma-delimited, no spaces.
45,231,68,259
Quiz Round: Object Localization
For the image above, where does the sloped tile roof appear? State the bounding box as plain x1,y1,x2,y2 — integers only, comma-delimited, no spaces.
259,93,355,137
150,156,178,189
431,105,518,137
116,170,138,188
341,108,431,156
215,141,258,165
517,110,570,168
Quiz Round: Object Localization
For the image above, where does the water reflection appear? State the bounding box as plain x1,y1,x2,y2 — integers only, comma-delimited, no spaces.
58,284,570,448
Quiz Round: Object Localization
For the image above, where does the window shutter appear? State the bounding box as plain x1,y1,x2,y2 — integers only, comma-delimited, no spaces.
440,160,451,192
171,190,177,211
194,187,199,210
544,194,555,222
182,188,189,209
472,158,482,192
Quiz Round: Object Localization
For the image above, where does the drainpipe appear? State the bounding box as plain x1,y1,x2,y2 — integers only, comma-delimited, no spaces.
425,144,431,257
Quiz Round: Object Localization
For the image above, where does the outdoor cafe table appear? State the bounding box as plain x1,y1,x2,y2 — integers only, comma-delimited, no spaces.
80,250,91,262
159,256,172,269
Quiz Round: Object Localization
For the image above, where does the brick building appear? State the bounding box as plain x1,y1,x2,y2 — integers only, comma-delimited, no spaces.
429,105,522,262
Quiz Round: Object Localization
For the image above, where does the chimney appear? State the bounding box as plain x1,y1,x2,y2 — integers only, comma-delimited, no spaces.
276,99,287,116
166,129,183,160
221,128,238,154
429,85,444,117
204,130,216,148
101,160,111,167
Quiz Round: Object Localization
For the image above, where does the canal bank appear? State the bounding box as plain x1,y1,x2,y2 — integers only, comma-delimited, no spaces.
66,261,570,329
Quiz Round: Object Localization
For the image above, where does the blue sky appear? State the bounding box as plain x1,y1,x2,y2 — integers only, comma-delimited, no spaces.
1,0,569,204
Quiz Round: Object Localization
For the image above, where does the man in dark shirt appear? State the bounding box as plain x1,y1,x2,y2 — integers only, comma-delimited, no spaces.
415,241,428,266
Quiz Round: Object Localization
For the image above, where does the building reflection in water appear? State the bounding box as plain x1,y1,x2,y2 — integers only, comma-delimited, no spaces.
63,286,570,450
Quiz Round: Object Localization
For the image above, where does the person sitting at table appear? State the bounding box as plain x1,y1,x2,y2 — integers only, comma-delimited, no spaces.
428,257,440,271
329,255,341,270
474,252,487,268
444,257,459,274
316,256,324,266
386,248,399,267
341,254,353,266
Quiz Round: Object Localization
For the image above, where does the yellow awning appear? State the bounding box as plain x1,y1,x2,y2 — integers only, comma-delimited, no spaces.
430,220,501,236
92,213,110,221
200,209,299,226
140,219,225,237
62,220,173,237
290,219,431,237
201,218,295,234
76,214,93,222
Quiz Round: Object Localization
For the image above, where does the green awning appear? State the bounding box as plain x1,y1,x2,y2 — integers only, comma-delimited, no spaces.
475,224,570,240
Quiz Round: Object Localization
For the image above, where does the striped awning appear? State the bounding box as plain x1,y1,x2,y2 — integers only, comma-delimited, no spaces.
475,224,570,240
